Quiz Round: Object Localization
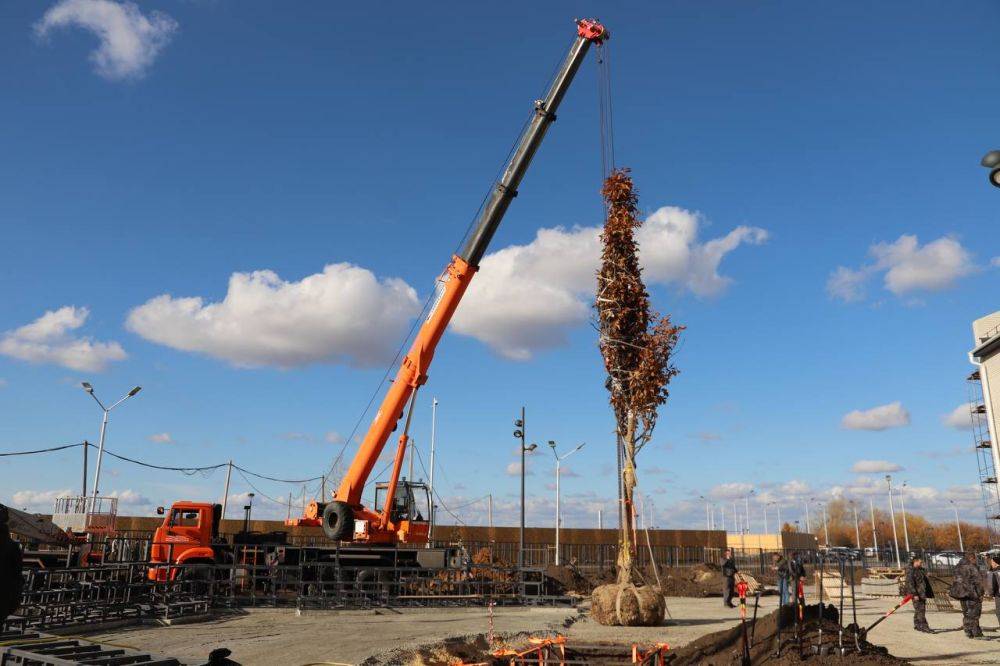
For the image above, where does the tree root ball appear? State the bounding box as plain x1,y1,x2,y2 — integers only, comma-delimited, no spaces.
590,583,665,626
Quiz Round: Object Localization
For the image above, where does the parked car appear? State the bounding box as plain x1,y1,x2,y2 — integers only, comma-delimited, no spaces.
929,551,963,567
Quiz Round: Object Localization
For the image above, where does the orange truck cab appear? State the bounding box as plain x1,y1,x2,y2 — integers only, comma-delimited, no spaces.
148,501,222,581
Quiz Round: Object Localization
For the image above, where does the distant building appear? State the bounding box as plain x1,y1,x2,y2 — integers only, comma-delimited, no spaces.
968,311,1000,546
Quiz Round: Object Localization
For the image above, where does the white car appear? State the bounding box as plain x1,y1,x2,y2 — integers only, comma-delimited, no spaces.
929,552,963,567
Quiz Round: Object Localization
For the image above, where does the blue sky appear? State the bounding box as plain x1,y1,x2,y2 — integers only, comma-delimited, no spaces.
1,1,998,532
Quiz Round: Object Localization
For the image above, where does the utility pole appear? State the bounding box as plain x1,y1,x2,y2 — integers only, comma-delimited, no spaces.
733,501,739,533
286,492,292,521
221,460,233,519
899,483,910,556
763,502,769,535
822,504,829,547
869,498,879,555
488,493,494,530
428,398,437,545
82,440,89,497
775,504,782,536
886,475,901,568
598,508,603,530
745,490,754,534
805,501,812,534
950,500,965,551
720,504,725,534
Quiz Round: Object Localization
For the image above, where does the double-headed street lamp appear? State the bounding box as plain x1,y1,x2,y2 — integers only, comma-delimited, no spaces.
513,408,537,568
81,382,141,504
548,440,584,566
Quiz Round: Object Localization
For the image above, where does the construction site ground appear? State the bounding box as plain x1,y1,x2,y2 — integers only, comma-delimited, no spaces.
78,596,1000,665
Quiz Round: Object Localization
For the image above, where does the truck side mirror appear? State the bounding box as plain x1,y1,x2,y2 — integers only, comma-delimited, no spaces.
156,506,165,515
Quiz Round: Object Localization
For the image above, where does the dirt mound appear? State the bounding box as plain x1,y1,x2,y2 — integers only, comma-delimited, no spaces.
545,564,592,595
668,603,908,665
657,563,726,597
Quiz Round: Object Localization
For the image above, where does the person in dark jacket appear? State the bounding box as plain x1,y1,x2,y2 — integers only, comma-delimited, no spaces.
789,551,807,603
0,505,24,628
773,553,796,606
951,552,985,638
904,556,934,632
987,556,1000,627
722,548,737,608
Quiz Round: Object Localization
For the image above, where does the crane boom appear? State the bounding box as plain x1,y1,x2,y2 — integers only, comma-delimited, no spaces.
322,19,608,544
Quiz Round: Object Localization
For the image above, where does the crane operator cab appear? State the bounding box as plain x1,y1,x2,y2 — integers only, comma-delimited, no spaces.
374,479,429,524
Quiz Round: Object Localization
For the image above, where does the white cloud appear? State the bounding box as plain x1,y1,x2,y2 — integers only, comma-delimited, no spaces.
452,207,767,359
942,404,974,430
108,488,150,505
147,432,172,444
0,378,7,389
11,488,72,511
991,257,1000,268
505,461,534,477
828,234,975,302
325,431,345,445
850,460,903,474
35,0,178,80
0,306,126,372
127,264,420,369
708,482,754,500
841,401,910,431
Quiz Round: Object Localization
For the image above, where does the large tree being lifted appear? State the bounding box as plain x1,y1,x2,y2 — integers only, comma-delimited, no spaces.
591,169,683,626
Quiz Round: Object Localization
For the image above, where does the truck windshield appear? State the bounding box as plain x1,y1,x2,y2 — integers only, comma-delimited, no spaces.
170,509,200,527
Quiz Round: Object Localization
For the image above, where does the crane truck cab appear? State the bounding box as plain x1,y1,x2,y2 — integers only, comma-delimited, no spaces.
148,501,222,580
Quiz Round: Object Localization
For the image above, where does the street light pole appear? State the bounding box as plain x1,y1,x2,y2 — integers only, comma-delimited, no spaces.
513,407,535,569
763,502,769,535
805,501,812,534
950,500,965,551
428,398,438,545
822,504,829,547
851,500,861,550
549,440,584,566
886,475,901,568
745,490,754,534
869,498,879,554
899,483,910,556
81,383,141,505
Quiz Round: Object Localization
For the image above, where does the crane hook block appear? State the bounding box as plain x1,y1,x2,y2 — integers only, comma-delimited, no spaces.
576,18,609,43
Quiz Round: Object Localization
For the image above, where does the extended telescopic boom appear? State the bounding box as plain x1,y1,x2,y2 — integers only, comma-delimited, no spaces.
322,19,608,543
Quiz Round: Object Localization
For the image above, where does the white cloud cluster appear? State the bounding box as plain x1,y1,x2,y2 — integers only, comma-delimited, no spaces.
453,207,768,359
0,306,126,372
108,488,150,505
11,488,73,511
708,482,754,500
127,264,421,368
148,432,172,444
841,401,910,431
828,234,975,302
942,404,974,430
35,0,178,80
850,460,903,474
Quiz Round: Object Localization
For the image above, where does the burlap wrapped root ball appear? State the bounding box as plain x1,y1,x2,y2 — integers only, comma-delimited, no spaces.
591,583,665,626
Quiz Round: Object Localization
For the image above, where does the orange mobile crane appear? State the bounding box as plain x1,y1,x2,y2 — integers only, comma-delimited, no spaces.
299,18,609,547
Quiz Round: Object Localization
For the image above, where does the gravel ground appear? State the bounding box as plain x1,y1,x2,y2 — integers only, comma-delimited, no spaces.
80,596,1000,665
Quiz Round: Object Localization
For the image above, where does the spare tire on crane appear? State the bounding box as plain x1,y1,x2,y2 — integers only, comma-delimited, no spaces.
322,501,354,542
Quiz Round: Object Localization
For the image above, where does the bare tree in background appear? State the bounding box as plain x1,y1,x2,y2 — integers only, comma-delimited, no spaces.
596,169,682,586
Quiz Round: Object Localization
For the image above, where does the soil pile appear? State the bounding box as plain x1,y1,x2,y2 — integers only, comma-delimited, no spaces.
544,564,592,595
657,563,726,597
668,603,909,665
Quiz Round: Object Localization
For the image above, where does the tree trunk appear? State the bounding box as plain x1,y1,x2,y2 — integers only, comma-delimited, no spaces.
617,410,638,585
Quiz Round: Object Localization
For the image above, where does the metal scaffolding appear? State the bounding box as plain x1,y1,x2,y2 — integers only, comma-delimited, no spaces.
968,370,1000,546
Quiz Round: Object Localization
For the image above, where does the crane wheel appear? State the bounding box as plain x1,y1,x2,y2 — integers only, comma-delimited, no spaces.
322,501,354,542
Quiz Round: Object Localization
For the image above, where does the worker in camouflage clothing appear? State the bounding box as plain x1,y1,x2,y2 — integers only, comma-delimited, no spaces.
904,555,933,632
950,552,985,638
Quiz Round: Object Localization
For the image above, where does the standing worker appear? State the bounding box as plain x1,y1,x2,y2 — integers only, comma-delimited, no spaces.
987,556,1000,627
904,555,934,633
722,548,738,608
0,505,24,628
950,552,985,638
772,552,792,606
789,551,807,601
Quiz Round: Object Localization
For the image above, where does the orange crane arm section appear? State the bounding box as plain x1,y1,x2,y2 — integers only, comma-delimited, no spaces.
335,256,474,506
